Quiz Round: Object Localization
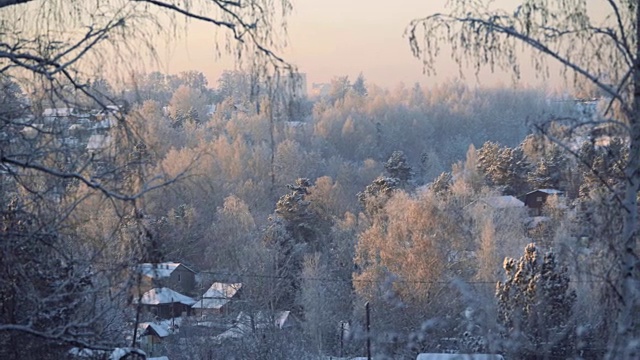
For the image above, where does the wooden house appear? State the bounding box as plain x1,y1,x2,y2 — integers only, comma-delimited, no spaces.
138,287,196,319
137,262,197,296
138,322,171,357
524,189,563,215
192,282,243,317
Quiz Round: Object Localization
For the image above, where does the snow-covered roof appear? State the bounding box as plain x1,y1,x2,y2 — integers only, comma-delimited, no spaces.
139,322,171,338
86,134,112,151
481,196,524,209
192,282,242,310
108,348,146,360
529,189,563,195
416,354,504,360
212,323,248,341
139,288,196,306
215,311,266,340
274,310,291,329
138,262,195,279
211,310,294,342
203,282,242,299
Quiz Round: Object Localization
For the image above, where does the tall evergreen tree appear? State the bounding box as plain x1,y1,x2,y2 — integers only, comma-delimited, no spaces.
266,178,331,311
357,176,399,218
384,150,412,185
496,244,576,359
352,73,368,97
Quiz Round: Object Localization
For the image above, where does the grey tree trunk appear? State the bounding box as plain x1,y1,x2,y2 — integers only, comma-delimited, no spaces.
612,7,640,357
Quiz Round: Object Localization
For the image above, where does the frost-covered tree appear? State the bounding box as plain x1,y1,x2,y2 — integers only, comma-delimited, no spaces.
407,2,640,355
352,73,368,97
275,178,313,238
578,137,628,199
477,142,501,176
450,144,486,198
177,71,209,93
496,244,576,359
216,70,253,104
477,141,530,195
357,176,399,218
1,198,91,359
498,146,531,195
328,76,351,105
384,150,412,185
354,190,471,354
265,178,331,310
430,172,453,195
0,0,293,355
168,85,210,127
527,145,567,190
299,253,340,354
0,76,26,124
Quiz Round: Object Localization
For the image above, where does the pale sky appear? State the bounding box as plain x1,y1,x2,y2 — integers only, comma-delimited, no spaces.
152,0,607,90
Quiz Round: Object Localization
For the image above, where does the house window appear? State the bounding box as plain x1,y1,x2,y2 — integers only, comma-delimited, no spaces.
537,196,543,202
178,274,181,282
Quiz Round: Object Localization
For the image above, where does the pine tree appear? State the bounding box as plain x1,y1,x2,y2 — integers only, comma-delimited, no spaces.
275,178,313,238
477,141,501,179
384,150,412,184
496,244,576,359
430,172,452,195
527,146,566,190
477,142,530,195
352,73,368,97
357,176,399,217
267,178,328,311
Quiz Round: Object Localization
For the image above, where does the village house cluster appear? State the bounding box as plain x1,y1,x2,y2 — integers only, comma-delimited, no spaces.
132,262,298,358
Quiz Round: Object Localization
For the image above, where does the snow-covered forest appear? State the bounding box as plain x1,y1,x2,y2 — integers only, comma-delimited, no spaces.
0,69,625,359
1,0,639,360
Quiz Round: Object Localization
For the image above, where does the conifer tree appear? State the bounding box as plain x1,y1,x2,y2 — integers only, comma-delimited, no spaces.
384,150,412,185
496,244,576,359
357,176,399,218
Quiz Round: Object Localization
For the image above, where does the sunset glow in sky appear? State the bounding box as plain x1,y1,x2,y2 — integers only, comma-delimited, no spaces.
153,0,608,90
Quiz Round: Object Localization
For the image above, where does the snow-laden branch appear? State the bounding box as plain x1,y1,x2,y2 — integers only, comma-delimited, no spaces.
133,0,238,31
1,155,192,202
605,0,633,63
408,13,631,116
0,324,118,352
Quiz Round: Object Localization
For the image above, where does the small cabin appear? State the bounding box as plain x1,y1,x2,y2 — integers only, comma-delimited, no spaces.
192,282,243,317
137,262,197,296
524,189,563,215
137,287,196,319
